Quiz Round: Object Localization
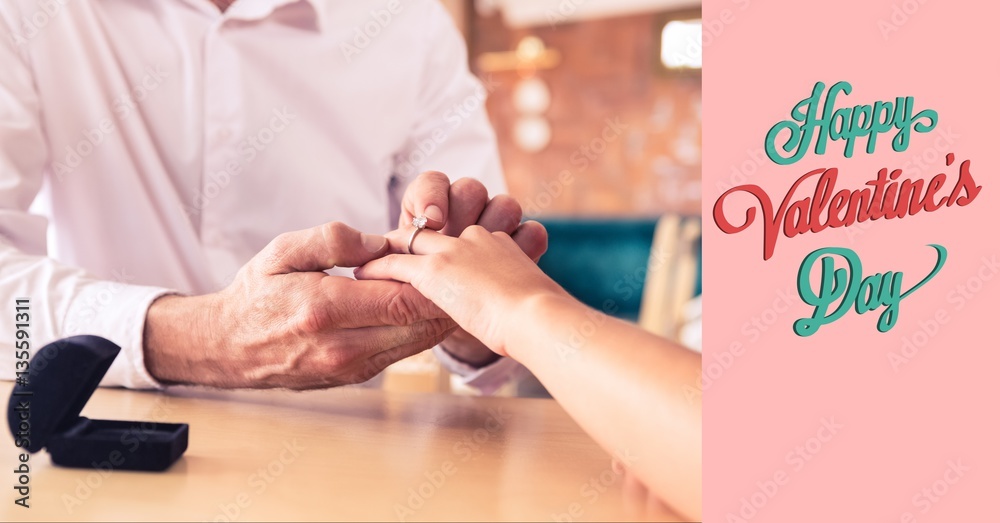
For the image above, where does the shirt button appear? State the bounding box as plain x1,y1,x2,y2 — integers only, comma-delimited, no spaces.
217,128,232,142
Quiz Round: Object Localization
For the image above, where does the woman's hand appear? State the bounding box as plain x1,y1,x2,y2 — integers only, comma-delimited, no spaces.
396,172,548,367
360,222,703,519
354,223,569,357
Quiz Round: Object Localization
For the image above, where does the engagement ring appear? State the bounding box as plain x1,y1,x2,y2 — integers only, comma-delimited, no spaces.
406,215,428,254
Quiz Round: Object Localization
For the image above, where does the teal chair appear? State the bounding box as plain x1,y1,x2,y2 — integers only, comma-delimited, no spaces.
534,217,702,323
516,216,700,398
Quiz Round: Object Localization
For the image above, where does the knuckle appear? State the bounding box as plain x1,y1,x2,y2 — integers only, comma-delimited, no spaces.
340,352,391,385
383,286,422,325
370,349,398,374
410,318,439,341
272,231,296,252
294,306,328,336
320,221,352,246
318,347,352,375
229,264,255,286
352,360,385,384
491,195,523,229
263,233,295,265
451,177,489,204
427,318,458,341
321,334,363,367
461,224,489,239
492,230,512,242
420,170,451,186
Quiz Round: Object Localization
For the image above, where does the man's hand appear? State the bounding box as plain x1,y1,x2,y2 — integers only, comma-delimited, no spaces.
398,171,548,366
143,222,458,390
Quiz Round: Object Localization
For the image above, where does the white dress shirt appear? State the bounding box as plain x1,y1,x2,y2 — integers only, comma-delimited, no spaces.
0,0,516,391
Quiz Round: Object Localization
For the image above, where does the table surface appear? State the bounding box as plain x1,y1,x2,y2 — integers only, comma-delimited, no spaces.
1,382,681,522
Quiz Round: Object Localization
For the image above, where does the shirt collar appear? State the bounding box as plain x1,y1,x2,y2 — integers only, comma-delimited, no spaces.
304,0,329,29
184,0,328,32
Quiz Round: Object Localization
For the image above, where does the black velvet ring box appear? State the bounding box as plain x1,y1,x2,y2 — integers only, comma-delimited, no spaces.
7,335,188,471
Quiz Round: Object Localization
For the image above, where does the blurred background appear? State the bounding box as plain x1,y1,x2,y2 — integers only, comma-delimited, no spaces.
387,0,703,395
443,0,701,216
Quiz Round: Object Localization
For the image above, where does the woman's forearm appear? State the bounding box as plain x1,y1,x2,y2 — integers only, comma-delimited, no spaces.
353,227,701,517
507,293,702,520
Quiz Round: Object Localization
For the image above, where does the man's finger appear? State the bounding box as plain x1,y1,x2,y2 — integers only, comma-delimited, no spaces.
476,195,523,234
400,170,451,230
442,177,489,237
279,321,456,390
258,222,388,275
313,319,456,370
335,322,458,384
512,220,549,262
320,277,449,328
354,253,427,287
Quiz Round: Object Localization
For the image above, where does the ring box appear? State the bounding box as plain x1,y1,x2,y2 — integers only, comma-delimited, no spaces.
6,335,188,471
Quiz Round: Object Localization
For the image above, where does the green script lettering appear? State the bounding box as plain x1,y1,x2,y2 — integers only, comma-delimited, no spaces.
793,245,947,336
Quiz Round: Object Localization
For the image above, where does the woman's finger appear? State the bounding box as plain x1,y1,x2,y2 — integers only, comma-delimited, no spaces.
384,227,461,255
354,254,428,284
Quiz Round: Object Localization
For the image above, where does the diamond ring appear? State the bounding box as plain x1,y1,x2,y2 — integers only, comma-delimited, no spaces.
406,215,428,254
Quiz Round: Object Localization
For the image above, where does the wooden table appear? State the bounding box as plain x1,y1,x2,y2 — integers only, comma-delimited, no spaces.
1,383,680,521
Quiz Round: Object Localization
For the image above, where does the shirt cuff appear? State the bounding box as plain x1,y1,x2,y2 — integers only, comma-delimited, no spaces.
432,345,526,396
64,282,175,390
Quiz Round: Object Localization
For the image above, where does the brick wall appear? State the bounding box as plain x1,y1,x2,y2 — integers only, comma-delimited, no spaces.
469,10,702,217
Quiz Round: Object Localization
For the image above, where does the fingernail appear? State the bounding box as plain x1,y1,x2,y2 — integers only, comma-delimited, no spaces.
424,205,444,223
362,233,387,253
